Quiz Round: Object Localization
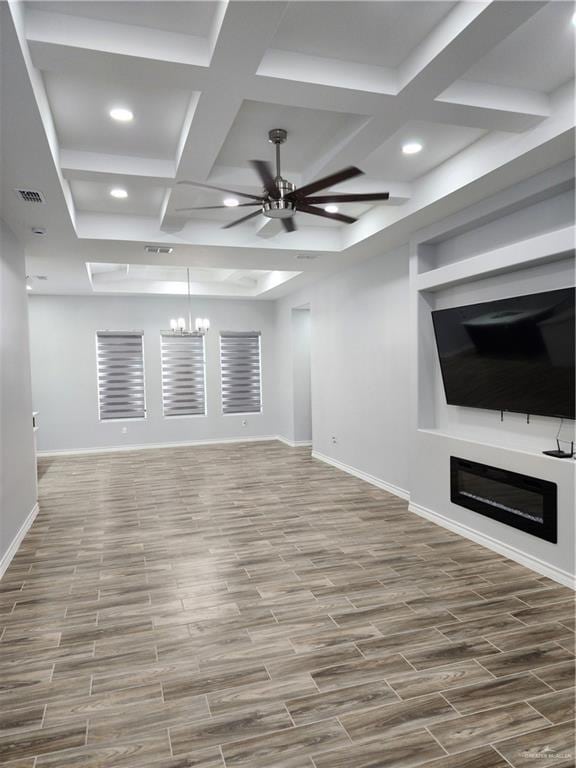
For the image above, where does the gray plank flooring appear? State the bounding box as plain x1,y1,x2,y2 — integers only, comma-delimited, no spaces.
0,441,573,767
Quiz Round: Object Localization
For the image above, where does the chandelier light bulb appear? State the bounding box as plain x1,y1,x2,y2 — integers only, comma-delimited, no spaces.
177,317,186,330
195,317,210,333
170,318,178,331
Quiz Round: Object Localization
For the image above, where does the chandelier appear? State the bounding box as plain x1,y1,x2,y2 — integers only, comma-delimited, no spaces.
169,268,210,335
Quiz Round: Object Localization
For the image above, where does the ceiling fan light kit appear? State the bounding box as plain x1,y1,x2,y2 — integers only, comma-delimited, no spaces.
177,129,390,232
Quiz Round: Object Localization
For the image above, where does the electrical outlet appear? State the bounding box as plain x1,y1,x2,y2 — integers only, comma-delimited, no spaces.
121,427,128,435
331,436,337,444
242,419,247,427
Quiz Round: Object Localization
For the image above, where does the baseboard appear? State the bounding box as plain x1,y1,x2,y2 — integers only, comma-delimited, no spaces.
312,450,409,501
37,435,280,457
0,502,39,580
276,435,313,448
409,501,575,589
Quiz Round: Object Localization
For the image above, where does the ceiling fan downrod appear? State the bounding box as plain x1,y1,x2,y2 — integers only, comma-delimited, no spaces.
263,128,296,220
268,128,286,180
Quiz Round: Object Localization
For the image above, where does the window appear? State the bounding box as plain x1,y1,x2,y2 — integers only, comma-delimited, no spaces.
220,331,262,414
96,331,146,420
161,332,206,417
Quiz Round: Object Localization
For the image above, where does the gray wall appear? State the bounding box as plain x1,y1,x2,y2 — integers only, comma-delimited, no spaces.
29,295,280,452
0,219,38,564
277,245,411,495
409,188,575,583
275,182,574,582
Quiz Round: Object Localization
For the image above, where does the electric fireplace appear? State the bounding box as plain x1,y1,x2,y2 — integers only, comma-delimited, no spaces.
450,457,557,543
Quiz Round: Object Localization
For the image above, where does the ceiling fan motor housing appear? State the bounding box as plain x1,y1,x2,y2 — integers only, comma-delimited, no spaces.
263,177,296,218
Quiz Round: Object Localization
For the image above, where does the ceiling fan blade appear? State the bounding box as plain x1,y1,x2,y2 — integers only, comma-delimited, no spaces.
298,203,357,224
287,166,364,199
281,217,297,233
176,203,260,211
251,160,279,199
222,209,262,229
303,192,390,204
177,180,263,202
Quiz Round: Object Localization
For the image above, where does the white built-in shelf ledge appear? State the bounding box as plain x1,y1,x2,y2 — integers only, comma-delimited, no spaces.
417,227,575,293
417,428,576,463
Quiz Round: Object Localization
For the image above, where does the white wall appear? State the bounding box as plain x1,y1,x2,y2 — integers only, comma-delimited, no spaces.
277,245,411,496
0,219,38,567
28,295,279,452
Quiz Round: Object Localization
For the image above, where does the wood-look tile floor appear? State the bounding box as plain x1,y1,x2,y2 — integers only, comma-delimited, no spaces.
1,441,574,768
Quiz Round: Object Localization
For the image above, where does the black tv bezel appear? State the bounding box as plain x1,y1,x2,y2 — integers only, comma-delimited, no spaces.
431,287,575,421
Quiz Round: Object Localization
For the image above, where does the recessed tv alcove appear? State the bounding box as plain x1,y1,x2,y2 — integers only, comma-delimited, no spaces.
451,457,558,543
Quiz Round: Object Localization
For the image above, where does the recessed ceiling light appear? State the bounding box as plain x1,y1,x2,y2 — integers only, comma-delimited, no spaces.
325,204,339,214
223,197,240,207
109,107,133,122
402,141,423,155
110,188,128,199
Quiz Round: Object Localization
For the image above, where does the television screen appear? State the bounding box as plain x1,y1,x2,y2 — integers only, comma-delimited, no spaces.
432,288,575,420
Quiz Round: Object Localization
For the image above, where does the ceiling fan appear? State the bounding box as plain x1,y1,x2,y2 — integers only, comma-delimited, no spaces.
176,129,390,232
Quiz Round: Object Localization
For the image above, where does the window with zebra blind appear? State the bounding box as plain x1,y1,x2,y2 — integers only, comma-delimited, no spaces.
161,332,206,417
220,331,262,414
96,331,146,420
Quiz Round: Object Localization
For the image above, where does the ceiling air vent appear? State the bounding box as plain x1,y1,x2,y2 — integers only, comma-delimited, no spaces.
145,246,173,255
15,189,46,204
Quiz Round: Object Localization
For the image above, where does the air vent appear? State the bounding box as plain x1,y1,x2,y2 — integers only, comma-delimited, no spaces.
296,253,318,260
145,246,173,255
15,189,45,204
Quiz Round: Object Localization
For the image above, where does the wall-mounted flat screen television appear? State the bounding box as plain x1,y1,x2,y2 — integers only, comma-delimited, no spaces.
432,287,575,420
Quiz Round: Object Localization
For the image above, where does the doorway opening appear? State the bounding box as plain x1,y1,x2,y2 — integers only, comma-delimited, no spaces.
291,306,312,445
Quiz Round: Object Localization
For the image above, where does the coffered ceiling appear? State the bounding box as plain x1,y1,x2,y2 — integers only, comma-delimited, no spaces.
1,0,574,298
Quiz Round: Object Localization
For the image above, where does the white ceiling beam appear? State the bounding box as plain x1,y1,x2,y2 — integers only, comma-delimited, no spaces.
160,1,288,227
25,10,211,69
60,150,175,183
438,80,550,120
76,212,342,252
421,99,548,133
398,1,547,100
257,49,397,96
298,0,549,182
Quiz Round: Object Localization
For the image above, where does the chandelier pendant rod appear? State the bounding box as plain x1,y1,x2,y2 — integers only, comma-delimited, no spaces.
187,267,192,333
